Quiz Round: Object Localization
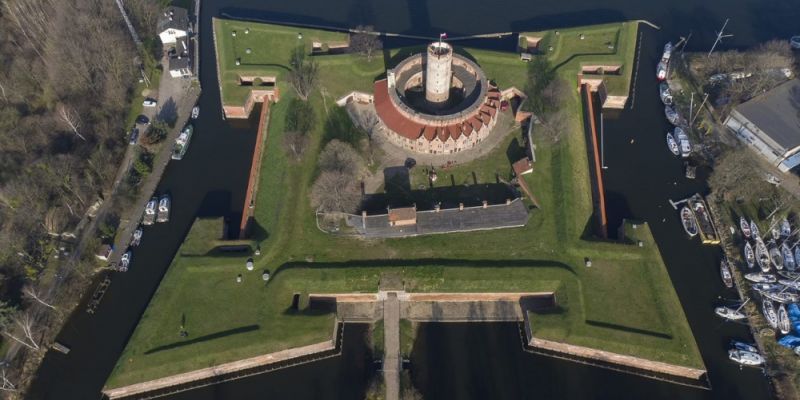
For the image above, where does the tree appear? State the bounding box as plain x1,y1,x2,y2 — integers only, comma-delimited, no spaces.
318,140,364,177
56,103,86,141
708,147,774,202
1,311,40,351
288,46,319,101
0,368,16,393
538,109,571,143
310,170,362,213
524,56,556,115
285,98,316,133
23,286,55,310
144,120,169,145
350,25,382,62
283,131,309,161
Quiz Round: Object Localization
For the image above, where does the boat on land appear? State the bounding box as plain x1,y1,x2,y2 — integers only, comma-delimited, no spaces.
763,290,800,304
689,195,719,244
681,206,698,237
665,105,681,125
745,273,777,283
716,306,747,321
779,304,792,334
156,194,170,223
666,132,679,155
751,220,761,239
720,259,734,288
659,82,673,105
732,341,759,354
130,227,143,247
171,123,193,160
763,299,779,328
729,349,765,367
779,270,800,280
783,242,796,270
781,219,792,237
191,106,199,119
779,279,800,290
740,217,751,239
142,197,157,226
755,238,770,272
675,127,691,158
769,241,784,270
752,283,783,292
744,242,755,269
794,247,800,272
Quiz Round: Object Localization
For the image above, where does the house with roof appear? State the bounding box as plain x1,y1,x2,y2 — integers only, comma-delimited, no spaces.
167,38,192,78
724,79,800,172
157,6,189,45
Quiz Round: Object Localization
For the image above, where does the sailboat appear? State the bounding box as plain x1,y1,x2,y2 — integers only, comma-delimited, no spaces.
740,217,751,239
666,132,679,156
755,238,770,272
744,272,776,283
751,220,761,239
659,82,673,105
681,206,698,237
783,242,796,271
769,240,784,270
720,259,734,288
763,299,779,329
744,242,755,269
779,304,792,334
781,219,791,237
715,306,747,321
729,349,765,367
665,105,682,126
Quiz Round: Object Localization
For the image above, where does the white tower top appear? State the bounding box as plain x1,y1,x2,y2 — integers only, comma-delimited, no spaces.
425,42,453,104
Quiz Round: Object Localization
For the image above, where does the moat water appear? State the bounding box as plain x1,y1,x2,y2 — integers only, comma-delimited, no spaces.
29,0,800,398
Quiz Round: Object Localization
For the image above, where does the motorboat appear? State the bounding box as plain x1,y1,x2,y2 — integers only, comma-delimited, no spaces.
763,299,778,329
778,270,800,280
728,349,765,366
779,304,792,334
666,132,679,156
143,196,157,226
732,341,759,354
791,36,800,50
659,82,673,105
755,238,770,272
715,306,746,321
191,106,199,119
769,241,784,270
720,259,734,288
130,227,143,247
740,217,751,239
794,246,800,272
157,194,170,223
171,123,194,160
662,42,673,61
752,283,783,292
681,206,698,237
763,290,800,304
781,219,791,237
675,127,691,158
750,220,760,239
779,279,800,290
665,105,682,126
783,242,795,271
119,250,132,272
745,273,776,283
744,242,755,269
656,60,668,81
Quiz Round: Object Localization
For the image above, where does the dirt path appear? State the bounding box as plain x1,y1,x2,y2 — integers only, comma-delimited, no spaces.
383,292,401,400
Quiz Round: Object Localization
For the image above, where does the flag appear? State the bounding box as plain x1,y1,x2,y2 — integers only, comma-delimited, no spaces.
440,33,447,39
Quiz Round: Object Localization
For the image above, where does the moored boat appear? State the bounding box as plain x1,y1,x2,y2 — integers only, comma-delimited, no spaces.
662,42,673,61
755,238,770,272
778,270,800,280
752,283,783,292
791,36,800,50
666,132,679,156
779,279,800,290
781,219,791,237
119,250,132,272
732,341,759,354
778,304,792,334
142,197,157,226
744,241,755,269
681,206,698,237
130,227,143,247
716,306,746,321
740,217,751,238
665,105,681,125
783,242,795,270
720,259,734,288
794,246,800,272
171,124,194,160
763,299,778,329
745,272,777,283
656,60,668,81
763,290,800,304
659,82,673,105
751,220,760,239
156,194,170,223
769,241,784,270
675,127,691,158
728,349,765,366
191,106,199,119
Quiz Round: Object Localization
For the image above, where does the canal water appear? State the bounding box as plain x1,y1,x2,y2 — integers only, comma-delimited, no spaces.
28,0,799,398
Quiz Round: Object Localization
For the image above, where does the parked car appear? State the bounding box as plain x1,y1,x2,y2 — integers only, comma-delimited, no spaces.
135,114,150,125
142,98,157,107
129,128,140,145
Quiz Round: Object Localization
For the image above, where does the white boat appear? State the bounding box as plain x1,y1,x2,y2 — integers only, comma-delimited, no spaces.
763,290,800,304
656,60,668,81
783,242,795,270
791,36,800,50
750,220,760,239
740,217,751,239
794,246,800,272
715,306,746,321
778,279,800,290
666,133,679,156
130,227,143,247
172,124,193,160
778,270,800,280
744,242,755,269
729,349,765,366
191,106,199,119
681,206,698,237
772,227,781,239
720,259,734,288
157,194,170,223
675,127,691,158
662,42,673,61
745,273,776,283
778,304,792,334
143,197,157,226
762,299,778,329
665,105,681,125
732,341,759,354
119,250,132,272
755,238,770,272
752,283,783,292
769,241,784,270
781,219,791,237
659,82,673,105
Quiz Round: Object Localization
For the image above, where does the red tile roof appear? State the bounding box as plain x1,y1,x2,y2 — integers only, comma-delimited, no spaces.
374,80,424,140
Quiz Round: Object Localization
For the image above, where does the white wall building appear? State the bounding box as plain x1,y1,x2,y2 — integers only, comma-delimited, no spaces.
157,7,189,45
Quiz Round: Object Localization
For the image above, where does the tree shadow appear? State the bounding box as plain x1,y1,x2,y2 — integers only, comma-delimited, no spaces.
585,320,673,340
158,97,179,128
144,325,261,354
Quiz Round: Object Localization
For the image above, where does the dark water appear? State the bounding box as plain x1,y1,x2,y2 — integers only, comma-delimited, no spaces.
28,0,800,399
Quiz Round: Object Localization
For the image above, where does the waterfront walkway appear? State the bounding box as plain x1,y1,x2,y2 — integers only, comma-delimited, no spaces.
383,292,401,400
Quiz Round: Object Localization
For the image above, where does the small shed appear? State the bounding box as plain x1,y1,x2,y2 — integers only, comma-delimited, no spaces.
513,158,533,176
95,244,113,261
388,206,417,227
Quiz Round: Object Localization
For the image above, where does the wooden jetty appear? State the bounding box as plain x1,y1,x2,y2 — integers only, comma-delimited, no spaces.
51,342,71,354
87,276,112,314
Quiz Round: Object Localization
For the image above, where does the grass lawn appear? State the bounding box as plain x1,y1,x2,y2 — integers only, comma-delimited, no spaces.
106,19,702,389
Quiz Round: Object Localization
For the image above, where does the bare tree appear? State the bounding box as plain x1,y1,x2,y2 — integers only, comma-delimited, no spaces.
318,140,364,177
24,286,56,310
350,25,382,62
283,131,309,161
2,312,40,351
56,103,86,141
538,109,571,143
541,79,570,112
0,369,16,393
310,170,362,213
709,146,774,202
288,46,319,101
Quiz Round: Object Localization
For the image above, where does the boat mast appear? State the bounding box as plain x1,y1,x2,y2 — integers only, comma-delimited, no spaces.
707,18,733,58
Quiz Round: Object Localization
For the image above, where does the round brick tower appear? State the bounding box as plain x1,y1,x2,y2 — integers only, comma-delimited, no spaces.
425,42,453,104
